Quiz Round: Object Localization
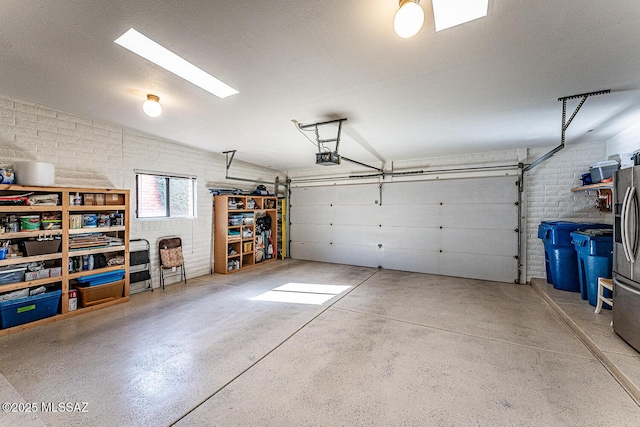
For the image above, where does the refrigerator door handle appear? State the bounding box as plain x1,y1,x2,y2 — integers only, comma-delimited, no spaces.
631,186,639,263
614,277,640,297
621,187,632,262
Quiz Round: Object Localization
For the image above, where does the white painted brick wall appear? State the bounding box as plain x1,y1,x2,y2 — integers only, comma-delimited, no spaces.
0,94,283,287
524,141,611,281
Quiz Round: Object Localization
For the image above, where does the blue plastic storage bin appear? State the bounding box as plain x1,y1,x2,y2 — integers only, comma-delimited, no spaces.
571,230,613,308
76,269,125,287
0,290,61,329
538,221,612,292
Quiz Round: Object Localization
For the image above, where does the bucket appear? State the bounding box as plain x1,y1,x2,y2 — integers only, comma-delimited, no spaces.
12,161,55,186
82,214,97,228
19,215,41,231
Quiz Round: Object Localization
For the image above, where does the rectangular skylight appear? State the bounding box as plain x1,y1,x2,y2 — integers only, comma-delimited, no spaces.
114,28,238,98
432,0,489,32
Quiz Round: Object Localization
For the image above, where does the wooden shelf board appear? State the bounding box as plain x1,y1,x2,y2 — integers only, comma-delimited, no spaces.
68,226,125,235
0,229,62,239
228,254,241,259
68,205,126,211
69,245,125,257
0,205,62,212
0,252,62,267
0,276,63,293
571,182,613,192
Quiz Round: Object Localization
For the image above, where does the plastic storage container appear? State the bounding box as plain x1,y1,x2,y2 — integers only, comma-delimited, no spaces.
0,289,61,328
75,280,124,308
589,160,619,183
0,266,27,285
75,269,125,287
571,229,613,308
538,221,612,291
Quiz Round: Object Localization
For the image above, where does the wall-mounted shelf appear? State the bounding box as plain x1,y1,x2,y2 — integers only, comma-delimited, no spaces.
570,182,613,192
571,182,613,212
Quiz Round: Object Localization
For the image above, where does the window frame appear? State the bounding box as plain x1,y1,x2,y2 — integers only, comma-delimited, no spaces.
135,171,197,219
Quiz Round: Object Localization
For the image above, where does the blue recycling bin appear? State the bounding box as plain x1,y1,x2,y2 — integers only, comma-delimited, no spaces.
538,221,612,292
571,229,613,308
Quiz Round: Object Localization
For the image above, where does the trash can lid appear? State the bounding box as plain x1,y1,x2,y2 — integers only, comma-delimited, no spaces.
572,229,613,237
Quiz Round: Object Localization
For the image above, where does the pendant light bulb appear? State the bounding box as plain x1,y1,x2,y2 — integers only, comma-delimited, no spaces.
394,0,425,38
143,94,162,117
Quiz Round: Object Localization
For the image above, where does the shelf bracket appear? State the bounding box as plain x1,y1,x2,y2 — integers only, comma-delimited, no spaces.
524,89,610,173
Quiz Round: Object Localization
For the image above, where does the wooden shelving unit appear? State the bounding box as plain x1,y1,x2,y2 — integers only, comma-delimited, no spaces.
0,184,129,336
213,195,278,274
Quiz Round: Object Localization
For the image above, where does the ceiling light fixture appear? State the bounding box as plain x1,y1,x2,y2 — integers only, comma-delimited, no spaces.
114,28,238,98
394,0,425,38
142,94,162,117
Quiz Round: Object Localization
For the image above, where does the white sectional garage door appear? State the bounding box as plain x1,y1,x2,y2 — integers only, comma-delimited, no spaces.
290,176,518,283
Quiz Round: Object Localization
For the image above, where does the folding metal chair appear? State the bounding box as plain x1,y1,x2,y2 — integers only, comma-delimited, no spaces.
158,237,187,289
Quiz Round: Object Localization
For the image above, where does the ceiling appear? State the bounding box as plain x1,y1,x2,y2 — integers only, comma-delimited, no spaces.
2,0,640,172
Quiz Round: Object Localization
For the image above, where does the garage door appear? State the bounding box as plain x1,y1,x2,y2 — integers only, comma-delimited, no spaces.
290,176,518,283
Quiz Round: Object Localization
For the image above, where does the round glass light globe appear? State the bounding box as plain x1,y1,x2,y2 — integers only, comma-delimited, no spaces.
394,1,425,38
143,98,162,117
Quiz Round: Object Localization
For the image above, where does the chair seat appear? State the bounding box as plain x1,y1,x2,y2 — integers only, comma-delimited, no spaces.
595,277,613,314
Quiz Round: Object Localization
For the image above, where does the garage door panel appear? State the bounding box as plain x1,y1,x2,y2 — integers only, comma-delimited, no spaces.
383,177,516,205
291,224,332,244
441,228,517,256
331,206,382,226
291,184,379,206
381,249,515,283
290,205,332,224
441,205,517,229
330,225,381,246
291,241,378,267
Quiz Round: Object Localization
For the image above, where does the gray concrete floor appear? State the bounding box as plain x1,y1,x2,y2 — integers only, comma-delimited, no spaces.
1,260,639,426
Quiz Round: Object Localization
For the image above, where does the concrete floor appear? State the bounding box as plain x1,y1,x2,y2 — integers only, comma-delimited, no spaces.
1,259,639,426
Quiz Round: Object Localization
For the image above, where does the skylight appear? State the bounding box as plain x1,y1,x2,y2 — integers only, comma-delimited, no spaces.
114,28,238,98
432,0,489,32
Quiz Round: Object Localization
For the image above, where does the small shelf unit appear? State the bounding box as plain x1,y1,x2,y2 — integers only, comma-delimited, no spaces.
213,195,278,274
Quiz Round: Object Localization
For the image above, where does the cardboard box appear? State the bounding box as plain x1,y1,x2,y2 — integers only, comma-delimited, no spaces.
49,267,62,277
95,194,106,205
104,194,124,205
37,268,50,279
68,289,77,311
83,193,95,206
24,271,39,281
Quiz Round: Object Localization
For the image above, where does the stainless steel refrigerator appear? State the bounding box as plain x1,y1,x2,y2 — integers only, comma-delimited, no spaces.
613,165,640,352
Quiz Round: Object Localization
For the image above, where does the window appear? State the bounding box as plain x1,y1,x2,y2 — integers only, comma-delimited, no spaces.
136,172,196,218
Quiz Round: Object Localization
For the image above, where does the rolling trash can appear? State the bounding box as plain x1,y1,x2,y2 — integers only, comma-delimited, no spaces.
571,229,613,308
538,221,611,292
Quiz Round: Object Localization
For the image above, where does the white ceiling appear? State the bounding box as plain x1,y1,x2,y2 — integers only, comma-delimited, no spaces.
2,0,640,172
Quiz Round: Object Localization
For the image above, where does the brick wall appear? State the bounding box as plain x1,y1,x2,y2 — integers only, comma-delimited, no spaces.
524,141,611,281
0,95,283,287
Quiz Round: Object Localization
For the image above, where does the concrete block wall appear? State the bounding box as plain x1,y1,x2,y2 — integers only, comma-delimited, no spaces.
524,141,611,281
0,94,283,287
